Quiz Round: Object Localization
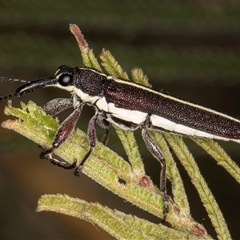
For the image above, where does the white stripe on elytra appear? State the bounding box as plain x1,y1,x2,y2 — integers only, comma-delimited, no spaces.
94,97,240,143
150,114,237,142
108,76,240,124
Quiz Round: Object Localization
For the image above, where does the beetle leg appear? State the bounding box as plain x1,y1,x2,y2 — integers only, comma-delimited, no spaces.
141,114,169,216
43,98,73,116
40,104,83,168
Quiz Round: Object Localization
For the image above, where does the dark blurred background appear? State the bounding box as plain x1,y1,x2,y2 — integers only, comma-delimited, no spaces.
0,1,240,239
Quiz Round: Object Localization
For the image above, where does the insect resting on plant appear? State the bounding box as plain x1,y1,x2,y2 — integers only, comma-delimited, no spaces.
1,65,240,215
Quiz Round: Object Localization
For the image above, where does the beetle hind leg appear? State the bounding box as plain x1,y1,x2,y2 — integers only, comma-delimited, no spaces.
141,114,169,217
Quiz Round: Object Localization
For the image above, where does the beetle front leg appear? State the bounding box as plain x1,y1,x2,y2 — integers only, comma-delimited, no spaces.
40,105,83,168
43,98,73,116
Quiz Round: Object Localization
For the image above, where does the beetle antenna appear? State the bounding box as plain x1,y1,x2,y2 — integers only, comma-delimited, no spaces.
0,77,32,101
0,76,31,83
0,92,20,101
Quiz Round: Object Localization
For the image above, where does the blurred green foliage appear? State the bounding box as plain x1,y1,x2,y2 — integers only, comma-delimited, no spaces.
0,1,240,84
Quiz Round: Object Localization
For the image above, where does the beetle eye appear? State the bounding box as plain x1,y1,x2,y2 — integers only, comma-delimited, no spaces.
58,74,73,86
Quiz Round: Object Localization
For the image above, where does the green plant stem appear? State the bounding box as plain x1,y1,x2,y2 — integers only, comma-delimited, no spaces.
165,135,231,240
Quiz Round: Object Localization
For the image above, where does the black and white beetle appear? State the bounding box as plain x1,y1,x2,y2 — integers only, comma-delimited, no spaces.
1,65,240,214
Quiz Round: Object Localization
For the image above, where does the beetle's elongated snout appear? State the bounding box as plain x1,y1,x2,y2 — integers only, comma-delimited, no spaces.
0,76,57,101
16,76,57,95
